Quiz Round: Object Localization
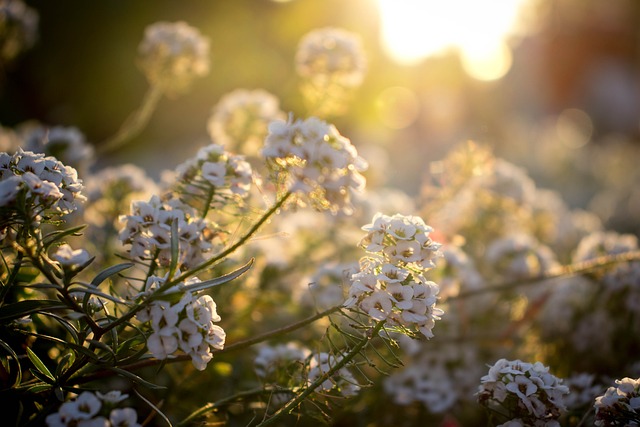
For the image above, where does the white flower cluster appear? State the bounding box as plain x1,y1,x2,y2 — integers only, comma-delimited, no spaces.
137,21,209,94
307,352,360,397
295,27,366,88
175,143,253,201
0,149,85,216
344,213,443,338
118,195,217,270
594,376,640,426
477,358,569,425
207,89,285,155
136,275,225,371
46,390,139,427
262,116,367,214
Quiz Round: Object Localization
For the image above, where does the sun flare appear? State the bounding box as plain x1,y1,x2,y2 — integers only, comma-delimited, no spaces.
376,0,531,80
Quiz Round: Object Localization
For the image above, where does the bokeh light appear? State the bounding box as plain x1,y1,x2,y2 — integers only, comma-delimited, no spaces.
376,0,529,80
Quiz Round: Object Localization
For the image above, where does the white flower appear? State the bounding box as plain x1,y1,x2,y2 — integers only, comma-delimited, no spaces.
59,391,102,421
147,329,180,359
52,244,91,269
96,390,129,404
109,408,141,427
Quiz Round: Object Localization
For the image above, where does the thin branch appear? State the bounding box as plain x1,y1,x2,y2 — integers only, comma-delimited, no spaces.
256,320,385,427
447,250,640,301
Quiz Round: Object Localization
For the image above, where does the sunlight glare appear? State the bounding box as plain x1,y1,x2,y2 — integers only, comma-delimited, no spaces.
377,0,530,79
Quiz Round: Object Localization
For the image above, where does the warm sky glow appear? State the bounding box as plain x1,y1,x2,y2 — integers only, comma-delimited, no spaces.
376,0,530,80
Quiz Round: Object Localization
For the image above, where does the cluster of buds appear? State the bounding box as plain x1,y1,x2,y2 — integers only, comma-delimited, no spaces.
136,275,225,371
262,116,367,215
118,195,217,270
477,358,569,425
344,213,443,338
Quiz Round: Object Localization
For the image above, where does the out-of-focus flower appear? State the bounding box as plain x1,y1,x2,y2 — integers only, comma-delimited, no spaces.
207,89,286,155
0,0,38,63
254,342,311,381
19,124,95,176
594,376,640,426
262,115,367,215
296,27,366,89
52,244,92,269
384,342,480,413
564,373,602,410
138,21,209,95
295,27,366,116
307,352,360,397
46,390,140,427
477,358,569,425
484,233,558,281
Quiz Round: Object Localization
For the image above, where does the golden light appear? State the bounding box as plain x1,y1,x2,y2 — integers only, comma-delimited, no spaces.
376,0,530,79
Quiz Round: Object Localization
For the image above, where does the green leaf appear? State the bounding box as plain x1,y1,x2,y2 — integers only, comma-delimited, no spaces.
66,286,128,305
26,383,52,394
0,299,67,323
26,348,54,381
0,338,22,387
90,262,134,287
106,366,166,390
42,225,87,248
157,258,254,299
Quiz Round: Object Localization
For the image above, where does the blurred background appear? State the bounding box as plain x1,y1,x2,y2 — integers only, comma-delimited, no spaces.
1,0,640,234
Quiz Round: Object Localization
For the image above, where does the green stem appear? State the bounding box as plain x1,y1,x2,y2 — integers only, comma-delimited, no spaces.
176,386,292,427
98,85,163,154
68,304,341,386
0,251,23,304
448,250,640,301
100,192,292,336
256,320,385,427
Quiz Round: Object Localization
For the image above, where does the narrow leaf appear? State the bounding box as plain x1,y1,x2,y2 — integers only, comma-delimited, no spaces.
90,262,134,288
42,224,87,248
158,258,254,299
0,338,22,387
0,300,67,323
26,348,54,381
107,366,166,390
